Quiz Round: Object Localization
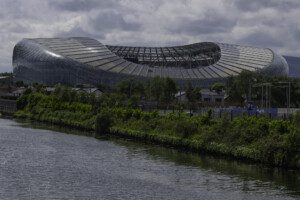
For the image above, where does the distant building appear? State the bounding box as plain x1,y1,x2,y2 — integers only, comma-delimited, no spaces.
13,37,290,88
201,89,225,104
45,86,103,97
73,87,103,97
0,76,12,87
10,87,26,97
176,89,225,105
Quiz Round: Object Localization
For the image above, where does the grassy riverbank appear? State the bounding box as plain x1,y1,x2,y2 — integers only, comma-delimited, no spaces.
15,91,300,169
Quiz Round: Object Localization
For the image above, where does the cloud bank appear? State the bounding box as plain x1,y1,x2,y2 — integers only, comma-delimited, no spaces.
0,0,300,72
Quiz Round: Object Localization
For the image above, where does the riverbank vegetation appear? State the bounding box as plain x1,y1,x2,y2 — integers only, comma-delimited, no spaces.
14,79,300,169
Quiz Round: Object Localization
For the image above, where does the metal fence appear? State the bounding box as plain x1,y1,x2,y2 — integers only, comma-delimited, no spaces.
197,107,299,119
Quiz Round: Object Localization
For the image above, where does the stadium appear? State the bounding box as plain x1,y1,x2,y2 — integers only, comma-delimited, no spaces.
13,37,290,88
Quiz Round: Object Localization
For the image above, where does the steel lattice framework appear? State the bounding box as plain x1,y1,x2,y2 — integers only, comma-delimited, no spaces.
106,43,221,68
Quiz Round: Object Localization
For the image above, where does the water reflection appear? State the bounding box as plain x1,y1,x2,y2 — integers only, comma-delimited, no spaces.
111,138,300,197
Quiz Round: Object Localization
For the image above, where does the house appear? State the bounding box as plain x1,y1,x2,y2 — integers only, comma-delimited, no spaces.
176,89,225,105
201,89,225,104
73,87,103,97
44,86,103,97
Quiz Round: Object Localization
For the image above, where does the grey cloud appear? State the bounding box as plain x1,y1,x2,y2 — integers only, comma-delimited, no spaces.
56,25,105,39
2,22,31,34
167,14,236,35
234,0,300,11
294,29,300,42
239,32,283,48
49,0,118,12
90,11,141,32
1,0,47,20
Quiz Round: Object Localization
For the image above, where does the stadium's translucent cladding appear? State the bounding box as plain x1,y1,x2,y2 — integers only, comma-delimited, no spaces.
13,37,289,87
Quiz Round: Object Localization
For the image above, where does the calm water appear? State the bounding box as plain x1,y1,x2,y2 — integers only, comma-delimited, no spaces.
0,118,299,200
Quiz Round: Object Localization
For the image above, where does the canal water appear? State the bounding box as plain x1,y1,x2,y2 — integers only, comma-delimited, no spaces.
0,118,299,200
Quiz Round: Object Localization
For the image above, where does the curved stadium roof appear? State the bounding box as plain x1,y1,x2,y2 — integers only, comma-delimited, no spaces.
13,37,289,87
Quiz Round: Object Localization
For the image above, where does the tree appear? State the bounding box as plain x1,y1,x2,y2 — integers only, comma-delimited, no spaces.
97,83,110,93
116,79,145,98
226,70,300,107
56,86,72,102
211,82,225,93
32,82,45,93
162,77,178,109
266,76,300,107
149,76,164,107
128,94,140,108
95,110,112,136
226,71,258,105
53,84,62,96
15,81,25,87
185,82,201,113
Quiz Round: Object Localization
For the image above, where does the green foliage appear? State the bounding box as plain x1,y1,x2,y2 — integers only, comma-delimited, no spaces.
96,109,112,135
226,71,258,104
15,81,25,87
162,77,178,106
32,83,45,93
185,82,201,112
185,82,201,103
293,111,300,128
149,76,165,103
116,79,145,98
226,70,300,107
96,83,110,93
15,84,300,169
211,82,225,93
175,118,198,138
16,88,32,109
145,76,179,106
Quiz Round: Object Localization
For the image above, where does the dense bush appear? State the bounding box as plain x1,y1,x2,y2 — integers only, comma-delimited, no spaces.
96,109,112,135
175,119,198,138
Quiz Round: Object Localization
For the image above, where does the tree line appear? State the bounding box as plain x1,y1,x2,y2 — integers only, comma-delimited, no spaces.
16,70,300,109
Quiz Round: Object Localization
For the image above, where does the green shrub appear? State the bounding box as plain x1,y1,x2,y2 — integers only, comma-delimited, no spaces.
293,111,300,128
96,110,112,135
175,118,198,138
16,94,29,110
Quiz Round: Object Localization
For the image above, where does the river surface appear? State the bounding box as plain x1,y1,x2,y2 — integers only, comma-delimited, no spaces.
0,118,299,200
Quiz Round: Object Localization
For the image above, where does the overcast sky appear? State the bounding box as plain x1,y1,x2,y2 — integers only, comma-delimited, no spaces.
1,0,300,72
